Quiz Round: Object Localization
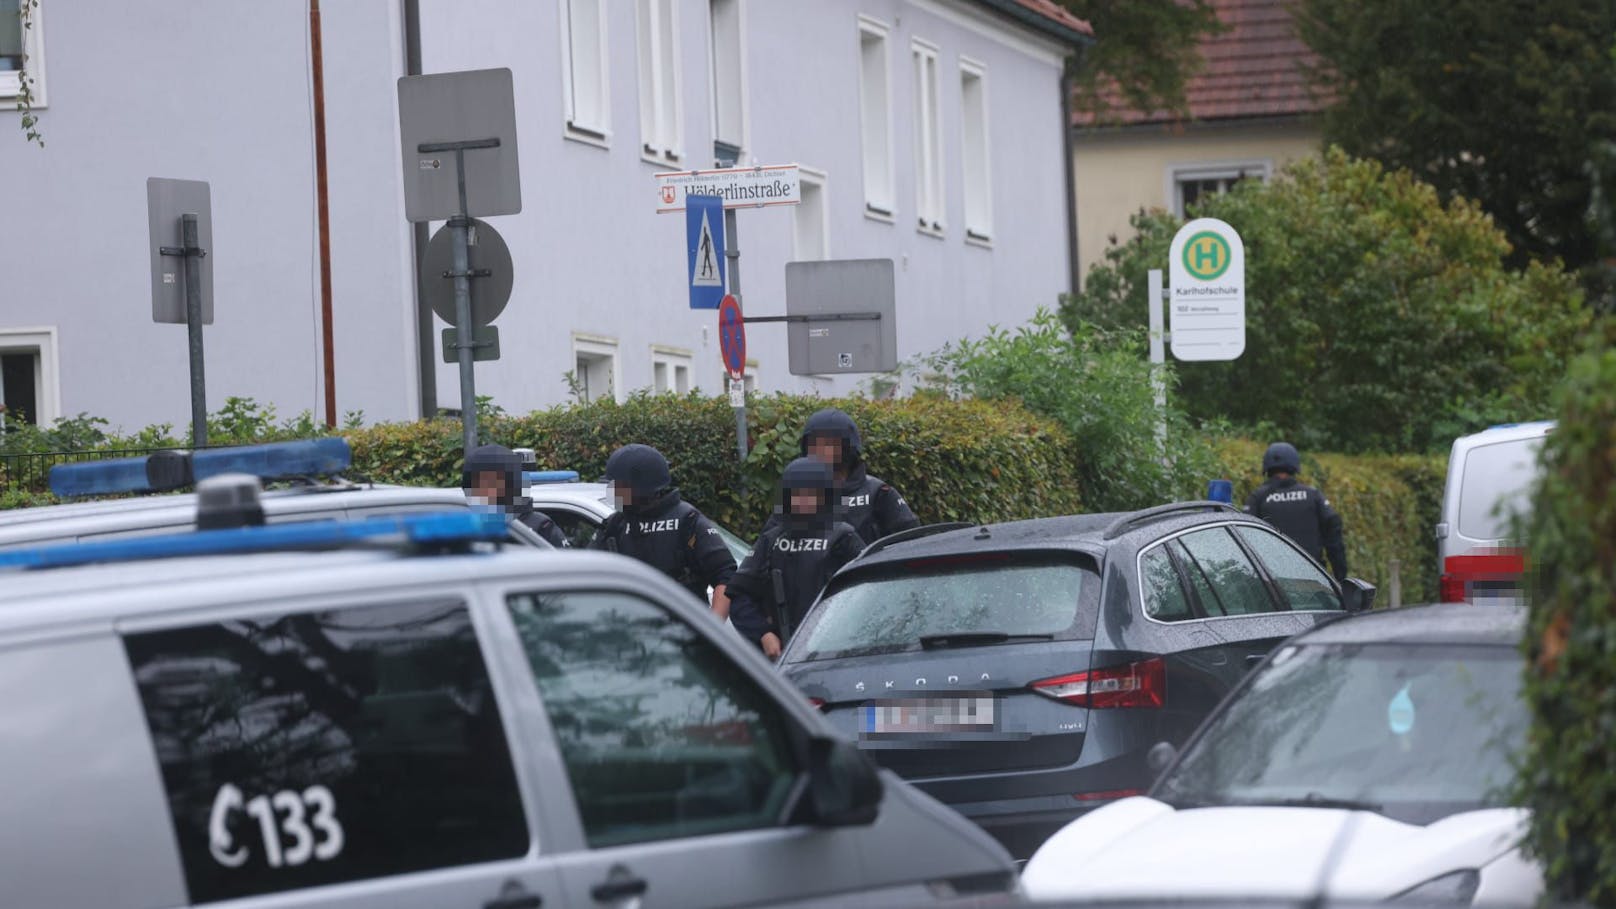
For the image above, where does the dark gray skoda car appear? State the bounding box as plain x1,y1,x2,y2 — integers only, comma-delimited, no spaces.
778,503,1375,859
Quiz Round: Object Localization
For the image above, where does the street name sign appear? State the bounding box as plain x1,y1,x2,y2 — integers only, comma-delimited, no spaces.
655,164,801,213
1168,217,1245,362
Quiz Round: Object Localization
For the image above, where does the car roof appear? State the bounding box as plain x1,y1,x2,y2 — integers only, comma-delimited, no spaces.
0,545,659,634
1452,421,1555,449
1295,602,1524,647
527,480,613,511
849,505,1261,568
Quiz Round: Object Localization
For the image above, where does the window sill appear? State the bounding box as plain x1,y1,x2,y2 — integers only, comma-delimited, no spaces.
641,149,684,168
965,230,993,250
564,123,612,151
864,203,896,225
916,223,946,240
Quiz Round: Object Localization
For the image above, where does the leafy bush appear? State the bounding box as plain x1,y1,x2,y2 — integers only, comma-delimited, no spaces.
911,309,1222,513
1516,324,1616,904
1066,148,1590,453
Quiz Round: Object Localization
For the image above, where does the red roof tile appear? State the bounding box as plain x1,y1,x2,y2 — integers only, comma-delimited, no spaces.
1005,0,1095,38
1075,0,1322,127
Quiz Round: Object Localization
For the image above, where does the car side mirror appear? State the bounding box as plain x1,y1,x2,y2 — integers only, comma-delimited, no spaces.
1342,577,1377,613
807,737,883,827
1147,741,1178,777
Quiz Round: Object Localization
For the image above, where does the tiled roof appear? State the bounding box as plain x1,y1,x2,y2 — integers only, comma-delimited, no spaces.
1005,0,1095,38
1075,0,1322,128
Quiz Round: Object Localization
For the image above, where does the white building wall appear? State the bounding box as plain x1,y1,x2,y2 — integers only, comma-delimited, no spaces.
0,0,1074,433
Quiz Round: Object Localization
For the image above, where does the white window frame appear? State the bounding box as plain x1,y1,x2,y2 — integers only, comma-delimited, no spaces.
959,56,993,246
741,358,759,396
1167,159,1272,218
0,0,45,105
0,326,61,427
560,0,612,147
792,166,830,262
650,345,693,395
911,38,944,237
635,0,683,166
857,15,895,221
572,334,622,404
707,0,749,158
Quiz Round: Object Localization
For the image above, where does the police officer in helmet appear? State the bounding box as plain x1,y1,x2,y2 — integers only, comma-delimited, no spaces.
1245,442,1348,582
730,457,864,659
589,444,736,616
764,408,919,546
462,444,570,548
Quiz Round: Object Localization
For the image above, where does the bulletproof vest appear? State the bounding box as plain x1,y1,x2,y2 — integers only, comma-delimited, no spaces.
604,493,704,597
766,522,860,638
1252,478,1325,559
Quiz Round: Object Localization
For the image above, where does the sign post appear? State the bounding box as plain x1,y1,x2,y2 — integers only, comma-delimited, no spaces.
147,177,215,448
397,68,522,460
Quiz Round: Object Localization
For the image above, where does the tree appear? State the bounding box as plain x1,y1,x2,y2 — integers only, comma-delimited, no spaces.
1295,0,1616,283
1057,0,1226,122
1065,148,1590,454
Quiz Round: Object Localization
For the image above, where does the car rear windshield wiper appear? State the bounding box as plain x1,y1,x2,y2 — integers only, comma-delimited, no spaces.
1241,793,1385,813
919,631,1056,650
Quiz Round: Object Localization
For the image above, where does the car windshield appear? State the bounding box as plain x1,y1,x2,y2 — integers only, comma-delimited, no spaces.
790,558,1094,662
714,524,750,564
1156,642,1524,825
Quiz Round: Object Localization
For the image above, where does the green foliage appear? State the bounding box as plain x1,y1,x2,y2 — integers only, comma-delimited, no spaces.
13,0,42,147
1296,0,1616,283
346,393,1085,538
1057,0,1226,123
913,309,1220,513
1516,322,1616,906
1065,149,1590,453
1212,439,1446,605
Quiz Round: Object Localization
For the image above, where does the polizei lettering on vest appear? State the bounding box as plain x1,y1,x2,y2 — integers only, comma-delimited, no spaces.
1266,490,1310,504
843,494,872,508
775,537,829,553
637,519,682,533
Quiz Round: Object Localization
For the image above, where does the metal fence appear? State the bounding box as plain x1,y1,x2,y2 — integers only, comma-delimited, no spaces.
0,447,199,494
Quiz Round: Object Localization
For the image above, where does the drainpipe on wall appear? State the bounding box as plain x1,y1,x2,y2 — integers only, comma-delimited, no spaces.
310,0,337,428
1059,54,1081,300
404,0,437,418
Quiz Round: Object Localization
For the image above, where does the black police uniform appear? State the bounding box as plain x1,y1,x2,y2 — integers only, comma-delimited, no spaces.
764,408,920,546
730,458,864,650
588,444,736,602
462,444,570,548
1244,444,1347,581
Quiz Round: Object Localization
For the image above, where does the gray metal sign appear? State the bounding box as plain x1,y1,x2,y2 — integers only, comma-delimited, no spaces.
146,178,213,325
442,326,501,363
423,218,513,327
784,259,897,376
397,68,522,223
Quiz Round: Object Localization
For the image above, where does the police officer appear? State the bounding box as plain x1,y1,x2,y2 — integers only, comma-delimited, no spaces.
589,444,736,616
766,408,920,545
730,457,865,659
462,444,570,548
1245,442,1348,581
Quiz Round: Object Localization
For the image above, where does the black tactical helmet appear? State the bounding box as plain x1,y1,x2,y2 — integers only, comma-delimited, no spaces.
1262,442,1302,476
798,408,863,466
462,444,523,505
780,456,836,512
603,444,673,498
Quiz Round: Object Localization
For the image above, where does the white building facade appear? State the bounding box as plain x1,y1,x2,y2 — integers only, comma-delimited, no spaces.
0,0,1086,433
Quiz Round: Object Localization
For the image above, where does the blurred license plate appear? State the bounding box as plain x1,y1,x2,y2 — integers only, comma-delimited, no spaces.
862,695,996,734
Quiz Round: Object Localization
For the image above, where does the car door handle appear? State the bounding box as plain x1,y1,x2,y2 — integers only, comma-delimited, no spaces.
591,874,649,903
1245,654,1266,667
485,882,543,909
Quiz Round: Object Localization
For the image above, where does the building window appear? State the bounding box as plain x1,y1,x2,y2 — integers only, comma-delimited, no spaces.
911,39,944,236
561,0,610,144
636,0,682,165
857,17,893,219
0,0,44,105
1170,161,1270,217
960,58,992,243
708,0,746,154
793,168,829,261
651,347,692,394
0,327,58,429
572,335,620,404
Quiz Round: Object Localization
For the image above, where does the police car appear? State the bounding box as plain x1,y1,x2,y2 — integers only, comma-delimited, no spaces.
0,439,558,550
0,474,1019,909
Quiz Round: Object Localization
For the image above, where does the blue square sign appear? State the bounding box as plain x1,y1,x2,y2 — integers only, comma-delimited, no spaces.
686,194,726,310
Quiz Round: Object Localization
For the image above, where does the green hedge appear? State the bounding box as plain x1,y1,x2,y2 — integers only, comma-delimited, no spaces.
347,393,1085,537
1212,439,1447,605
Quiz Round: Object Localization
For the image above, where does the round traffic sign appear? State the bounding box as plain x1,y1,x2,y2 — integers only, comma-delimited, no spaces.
718,294,746,380
423,218,514,327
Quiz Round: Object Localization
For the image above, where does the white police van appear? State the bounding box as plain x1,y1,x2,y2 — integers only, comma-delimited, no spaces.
0,474,1018,909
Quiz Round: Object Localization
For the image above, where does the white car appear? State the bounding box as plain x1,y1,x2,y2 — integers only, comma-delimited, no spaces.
1021,603,1541,905
1436,421,1552,603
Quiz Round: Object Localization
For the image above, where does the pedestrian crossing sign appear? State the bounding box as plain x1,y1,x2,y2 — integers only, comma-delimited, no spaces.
685,194,726,309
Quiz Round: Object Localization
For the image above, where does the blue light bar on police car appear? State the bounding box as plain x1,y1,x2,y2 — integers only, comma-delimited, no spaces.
524,470,580,485
0,510,508,571
47,438,353,499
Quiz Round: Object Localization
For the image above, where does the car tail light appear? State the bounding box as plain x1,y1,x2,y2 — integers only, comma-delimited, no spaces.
1440,549,1526,602
1073,789,1143,802
807,697,827,710
1031,658,1166,708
